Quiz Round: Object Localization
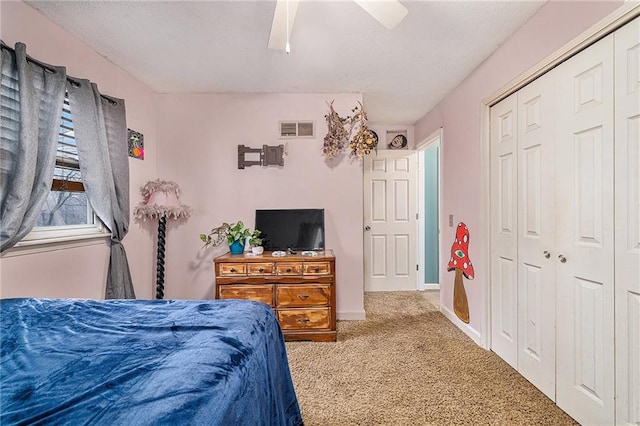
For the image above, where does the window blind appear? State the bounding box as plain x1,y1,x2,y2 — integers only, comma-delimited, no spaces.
0,53,19,186
52,95,84,192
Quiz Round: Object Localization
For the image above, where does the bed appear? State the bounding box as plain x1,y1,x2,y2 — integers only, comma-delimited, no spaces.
0,298,303,425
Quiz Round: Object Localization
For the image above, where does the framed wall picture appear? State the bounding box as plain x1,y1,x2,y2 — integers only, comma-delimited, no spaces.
128,129,144,160
386,129,408,149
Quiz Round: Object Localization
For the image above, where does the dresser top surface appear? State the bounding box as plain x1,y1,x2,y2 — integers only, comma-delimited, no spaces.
215,249,334,263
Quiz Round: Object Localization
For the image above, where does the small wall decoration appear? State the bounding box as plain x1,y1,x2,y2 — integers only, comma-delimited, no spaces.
128,129,144,160
447,222,474,323
386,129,408,149
237,144,285,169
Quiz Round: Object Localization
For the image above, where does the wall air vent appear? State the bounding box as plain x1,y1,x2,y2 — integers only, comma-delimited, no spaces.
279,121,315,138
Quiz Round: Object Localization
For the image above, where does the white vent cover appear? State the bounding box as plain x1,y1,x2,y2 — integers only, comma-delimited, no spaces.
279,121,314,138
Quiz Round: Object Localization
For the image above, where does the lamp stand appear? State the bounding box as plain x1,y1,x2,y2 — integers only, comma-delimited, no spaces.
156,215,167,299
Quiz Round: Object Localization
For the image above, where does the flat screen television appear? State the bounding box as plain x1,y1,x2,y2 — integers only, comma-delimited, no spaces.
255,209,325,251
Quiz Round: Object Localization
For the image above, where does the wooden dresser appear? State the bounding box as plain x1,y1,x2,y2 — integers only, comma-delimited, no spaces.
214,250,336,342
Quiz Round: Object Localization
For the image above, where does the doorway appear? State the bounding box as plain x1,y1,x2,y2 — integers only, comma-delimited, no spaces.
417,129,442,291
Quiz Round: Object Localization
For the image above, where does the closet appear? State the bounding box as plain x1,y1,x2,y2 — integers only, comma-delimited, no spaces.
489,16,639,426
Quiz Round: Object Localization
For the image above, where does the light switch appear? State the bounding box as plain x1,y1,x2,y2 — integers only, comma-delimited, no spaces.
449,215,454,227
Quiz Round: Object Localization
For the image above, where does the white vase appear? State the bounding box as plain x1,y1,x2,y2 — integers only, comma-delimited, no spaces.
251,246,264,255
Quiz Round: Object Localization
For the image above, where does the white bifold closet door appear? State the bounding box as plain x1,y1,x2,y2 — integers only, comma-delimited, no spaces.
488,18,640,423
614,16,640,426
515,68,557,401
490,92,519,370
554,33,615,426
489,70,558,400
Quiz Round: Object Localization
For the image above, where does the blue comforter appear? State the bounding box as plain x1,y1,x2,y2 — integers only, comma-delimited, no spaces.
0,298,303,425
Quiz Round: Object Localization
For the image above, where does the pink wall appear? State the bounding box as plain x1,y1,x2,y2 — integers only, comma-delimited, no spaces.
0,1,158,299
414,0,624,339
154,94,366,319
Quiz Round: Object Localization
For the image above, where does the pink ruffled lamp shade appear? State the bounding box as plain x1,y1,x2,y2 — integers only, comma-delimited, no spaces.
133,179,191,221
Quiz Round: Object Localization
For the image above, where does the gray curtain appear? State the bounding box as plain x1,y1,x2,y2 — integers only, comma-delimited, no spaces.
67,80,135,299
0,42,67,252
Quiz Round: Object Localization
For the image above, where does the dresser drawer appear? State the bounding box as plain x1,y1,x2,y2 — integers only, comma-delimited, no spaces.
303,262,331,275
277,308,330,330
247,262,275,276
218,263,247,276
276,284,331,307
218,285,273,306
276,262,303,275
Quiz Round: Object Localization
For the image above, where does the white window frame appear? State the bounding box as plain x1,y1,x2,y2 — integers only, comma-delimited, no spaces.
2,218,110,257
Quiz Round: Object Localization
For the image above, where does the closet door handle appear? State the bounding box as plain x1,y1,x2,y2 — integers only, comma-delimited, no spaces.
558,255,567,263
543,251,551,259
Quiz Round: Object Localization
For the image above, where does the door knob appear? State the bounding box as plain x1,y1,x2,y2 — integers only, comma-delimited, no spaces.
558,255,567,263
365,226,371,231
543,251,551,259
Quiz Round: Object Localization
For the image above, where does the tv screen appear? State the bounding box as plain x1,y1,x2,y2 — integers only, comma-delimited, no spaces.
255,209,325,251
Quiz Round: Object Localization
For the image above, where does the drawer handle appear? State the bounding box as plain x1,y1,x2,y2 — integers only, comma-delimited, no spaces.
258,268,264,272
230,268,236,273
314,267,320,272
298,294,309,300
286,268,292,273
298,318,310,323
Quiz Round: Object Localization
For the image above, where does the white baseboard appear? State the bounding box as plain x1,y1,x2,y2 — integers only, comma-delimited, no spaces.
440,305,484,347
419,283,440,291
337,310,366,321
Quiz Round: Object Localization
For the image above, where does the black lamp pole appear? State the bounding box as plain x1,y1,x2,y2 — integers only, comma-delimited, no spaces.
155,215,167,299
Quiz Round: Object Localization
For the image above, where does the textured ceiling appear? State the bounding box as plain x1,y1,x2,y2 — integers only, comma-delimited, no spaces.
25,0,546,125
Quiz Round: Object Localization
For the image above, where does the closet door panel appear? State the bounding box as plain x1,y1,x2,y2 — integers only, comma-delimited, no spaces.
615,16,640,426
516,71,556,401
490,93,518,368
555,33,615,426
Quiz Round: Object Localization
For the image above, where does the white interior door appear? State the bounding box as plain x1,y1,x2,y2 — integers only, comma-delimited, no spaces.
614,16,640,426
490,92,519,369
364,150,417,291
516,70,557,401
554,33,615,426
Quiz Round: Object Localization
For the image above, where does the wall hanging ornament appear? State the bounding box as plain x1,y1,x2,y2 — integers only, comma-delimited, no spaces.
133,180,191,299
322,100,377,159
447,222,474,323
127,128,144,160
323,100,349,158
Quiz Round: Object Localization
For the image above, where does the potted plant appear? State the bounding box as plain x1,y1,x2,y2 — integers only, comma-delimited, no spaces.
200,221,252,254
248,230,263,255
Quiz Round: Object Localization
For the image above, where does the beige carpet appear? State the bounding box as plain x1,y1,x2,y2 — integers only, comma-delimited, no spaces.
286,291,577,426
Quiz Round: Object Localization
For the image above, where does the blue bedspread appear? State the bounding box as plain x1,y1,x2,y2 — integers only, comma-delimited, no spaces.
0,298,302,426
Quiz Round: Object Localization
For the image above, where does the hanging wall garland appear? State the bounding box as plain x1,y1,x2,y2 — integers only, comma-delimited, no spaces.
322,101,349,159
323,100,378,159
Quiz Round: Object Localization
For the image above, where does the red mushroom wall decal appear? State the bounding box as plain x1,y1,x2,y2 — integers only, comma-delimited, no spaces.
447,222,474,323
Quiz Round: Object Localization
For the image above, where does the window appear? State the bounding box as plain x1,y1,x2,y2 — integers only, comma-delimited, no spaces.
17,94,108,247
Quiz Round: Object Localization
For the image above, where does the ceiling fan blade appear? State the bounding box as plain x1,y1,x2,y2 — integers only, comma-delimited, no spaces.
268,0,299,50
353,0,408,30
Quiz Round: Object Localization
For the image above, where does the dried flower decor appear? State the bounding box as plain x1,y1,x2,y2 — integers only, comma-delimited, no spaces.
323,101,349,159
348,103,377,158
323,100,377,159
